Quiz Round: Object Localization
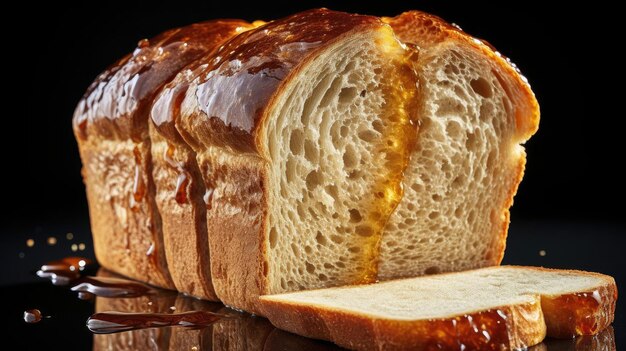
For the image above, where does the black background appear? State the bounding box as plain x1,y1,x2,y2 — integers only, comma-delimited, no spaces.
1,1,624,349
3,1,625,225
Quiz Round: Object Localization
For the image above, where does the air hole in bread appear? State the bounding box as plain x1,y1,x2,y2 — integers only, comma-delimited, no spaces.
339,87,358,104
349,209,362,223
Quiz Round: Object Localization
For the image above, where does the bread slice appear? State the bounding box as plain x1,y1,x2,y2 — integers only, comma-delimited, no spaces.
260,266,617,351
173,9,419,313
377,11,540,279
73,21,250,290
148,20,255,300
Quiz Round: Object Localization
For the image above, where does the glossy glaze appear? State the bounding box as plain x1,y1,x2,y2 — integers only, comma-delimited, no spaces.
73,20,251,142
542,284,618,338
150,21,254,145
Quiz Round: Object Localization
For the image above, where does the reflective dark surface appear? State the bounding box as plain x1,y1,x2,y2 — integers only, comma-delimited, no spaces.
1,219,623,350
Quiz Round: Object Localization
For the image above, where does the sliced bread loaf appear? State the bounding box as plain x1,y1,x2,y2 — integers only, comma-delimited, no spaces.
260,266,617,351
76,9,540,314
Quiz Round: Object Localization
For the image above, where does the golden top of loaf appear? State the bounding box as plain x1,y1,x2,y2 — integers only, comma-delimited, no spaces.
72,19,250,141
73,9,538,150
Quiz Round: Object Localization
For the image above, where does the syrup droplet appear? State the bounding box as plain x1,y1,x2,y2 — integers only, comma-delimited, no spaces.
130,146,146,210
137,38,150,48
146,243,155,256
174,173,189,204
36,257,93,285
86,311,226,334
203,188,214,209
23,309,42,323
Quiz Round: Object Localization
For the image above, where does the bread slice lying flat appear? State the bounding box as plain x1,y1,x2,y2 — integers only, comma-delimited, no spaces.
260,266,617,351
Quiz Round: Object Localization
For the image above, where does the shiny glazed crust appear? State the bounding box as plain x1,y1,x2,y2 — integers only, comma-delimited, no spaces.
73,20,251,290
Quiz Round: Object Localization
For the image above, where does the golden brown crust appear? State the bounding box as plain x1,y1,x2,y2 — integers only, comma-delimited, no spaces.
199,149,267,313
150,126,218,299
260,267,617,350
260,296,545,350
80,138,174,288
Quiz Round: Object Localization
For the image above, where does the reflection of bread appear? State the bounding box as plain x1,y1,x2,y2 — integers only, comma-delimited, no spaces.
91,270,345,350
530,327,616,351
260,266,617,350
168,297,222,350
264,329,345,351
92,269,177,350
75,8,539,315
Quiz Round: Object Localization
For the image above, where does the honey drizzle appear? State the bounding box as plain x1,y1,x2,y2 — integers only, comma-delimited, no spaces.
130,145,146,211
357,39,420,283
164,143,191,205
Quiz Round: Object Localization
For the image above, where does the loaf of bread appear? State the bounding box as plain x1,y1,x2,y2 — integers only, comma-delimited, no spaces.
74,9,539,312
260,266,617,350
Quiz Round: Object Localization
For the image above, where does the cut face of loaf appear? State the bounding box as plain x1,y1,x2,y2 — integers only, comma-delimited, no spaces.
261,28,418,292
378,12,539,279
260,266,617,351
